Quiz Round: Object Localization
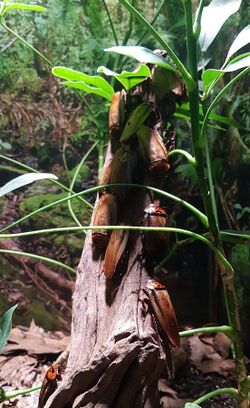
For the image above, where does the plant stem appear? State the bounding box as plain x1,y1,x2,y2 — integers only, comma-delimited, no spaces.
0,154,93,209
0,21,52,67
0,249,76,274
118,0,194,90
194,387,240,405
182,1,247,404
179,325,234,338
2,386,41,400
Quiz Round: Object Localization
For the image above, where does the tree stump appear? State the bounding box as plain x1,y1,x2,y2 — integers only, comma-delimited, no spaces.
45,191,166,408
45,55,184,407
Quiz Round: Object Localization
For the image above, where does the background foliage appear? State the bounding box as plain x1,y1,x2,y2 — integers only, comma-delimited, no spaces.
0,0,249,342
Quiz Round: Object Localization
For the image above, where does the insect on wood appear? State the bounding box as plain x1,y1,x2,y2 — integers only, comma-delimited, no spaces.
145,278,180,348
137,126,170,175
103,228,129,279
38,362,62,408
143,201,168,262
92,193,117,249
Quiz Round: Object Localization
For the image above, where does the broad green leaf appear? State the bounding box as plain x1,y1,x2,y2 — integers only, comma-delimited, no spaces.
0,304,18,353
2,4,46,15
120,103,151,142
104,46,177,73
199,0,242,52
184,404,201,408
0,173,58,197
63,81,113,101
97,64,150,90
226,25,250,61
52,67,114,101
202,53,250,97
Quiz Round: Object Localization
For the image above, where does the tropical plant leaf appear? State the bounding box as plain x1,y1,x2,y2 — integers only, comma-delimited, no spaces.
199,0,242,52
52,67,114,101
0,173,58,197
0,304,18,353
120,103,152,142
202,53,250,96
97,64,150,90
62,81,112,101
104,46,177,72
226,25,250,61
184,404,201,408
175,103,241,129
2,4,46,15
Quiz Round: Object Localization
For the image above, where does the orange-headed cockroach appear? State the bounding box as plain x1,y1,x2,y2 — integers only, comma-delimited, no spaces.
98,161,112,196
109,146,136,198
146,278,180,348
137,126,170,175
92,193,117,249
38,362,62,408
143,201,168,261
103,228,129,279
109,91,125,153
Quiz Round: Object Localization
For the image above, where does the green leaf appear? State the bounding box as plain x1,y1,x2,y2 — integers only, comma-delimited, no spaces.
175,103,241,129
97,64,151,90
2,4,46,15
0,173,58,198
0,305,18,353
185,404,201,408
52,67,114,101
120,103,152,142
199,0,242,52
104,46,177,73
62,81,112,101
226,25,250,61
202,53,250,97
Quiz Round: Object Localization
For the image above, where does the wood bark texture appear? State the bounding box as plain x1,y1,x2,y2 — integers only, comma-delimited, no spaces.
45,188,166,408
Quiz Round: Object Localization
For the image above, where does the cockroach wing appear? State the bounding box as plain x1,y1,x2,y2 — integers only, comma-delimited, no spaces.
92,193,117,249
103,229,129,279
110,147,136,198
143,202,168,261
109,91,125,153
38,363,61,408
137,126,170,175
146,279,180,348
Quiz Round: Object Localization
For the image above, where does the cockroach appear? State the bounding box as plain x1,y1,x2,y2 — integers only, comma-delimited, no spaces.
145,278,180,348
109,146,136,198
103,228,129,279
137,126,170,175
143,201,168,262
109,91,125,153
98,161,112,196
38,362,62,408
92,193,117,249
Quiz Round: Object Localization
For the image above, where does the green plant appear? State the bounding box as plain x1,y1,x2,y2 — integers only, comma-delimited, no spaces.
50,0,250,405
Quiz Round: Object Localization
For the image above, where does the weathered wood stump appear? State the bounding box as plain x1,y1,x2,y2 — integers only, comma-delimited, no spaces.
45,54,184,407
45,192,166,408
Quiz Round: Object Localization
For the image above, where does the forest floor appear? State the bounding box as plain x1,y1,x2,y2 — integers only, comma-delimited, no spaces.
0,319,246,407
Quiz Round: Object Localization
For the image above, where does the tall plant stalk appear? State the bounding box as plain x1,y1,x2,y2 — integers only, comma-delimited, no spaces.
182,1,247,405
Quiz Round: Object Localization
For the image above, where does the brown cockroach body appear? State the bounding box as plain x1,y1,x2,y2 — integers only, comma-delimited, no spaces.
103,228,129,279
109,91,125,153
38,362,62,408
109,146,136,198
146,278,180,348
137,126,170,175
92,193,117,249
143,201,168,261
